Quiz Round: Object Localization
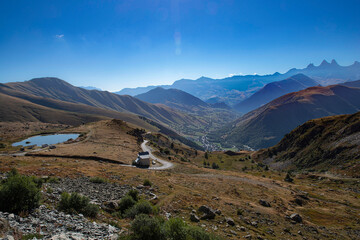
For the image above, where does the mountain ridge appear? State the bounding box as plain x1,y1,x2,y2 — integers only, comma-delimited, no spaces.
234,74,318,113
115,60,360,106
211,84,360,150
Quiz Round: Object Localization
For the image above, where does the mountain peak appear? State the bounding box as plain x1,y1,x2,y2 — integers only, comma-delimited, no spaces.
353,61,360,66
319,59,330,66
306,63,315,69
330,59,339,66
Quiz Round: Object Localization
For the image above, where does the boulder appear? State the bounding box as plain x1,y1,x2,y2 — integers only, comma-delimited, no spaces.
290,213,302,223
198,205,216,220
259,199,271,207
190,213,200,222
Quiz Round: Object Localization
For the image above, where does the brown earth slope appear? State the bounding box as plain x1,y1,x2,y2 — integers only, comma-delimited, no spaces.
213,84,360,150
255,111,360,177
1,78,206,131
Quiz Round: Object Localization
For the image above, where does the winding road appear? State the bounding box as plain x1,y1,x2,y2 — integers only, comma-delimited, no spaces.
141,140,174,170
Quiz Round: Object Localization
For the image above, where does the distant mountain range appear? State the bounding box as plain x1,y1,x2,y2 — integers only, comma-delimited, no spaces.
78,86,102,91
135,87,231,111
256,111,360,177
211,83,360,150
2,78,205,129
115,60,360,106
234,74,318,113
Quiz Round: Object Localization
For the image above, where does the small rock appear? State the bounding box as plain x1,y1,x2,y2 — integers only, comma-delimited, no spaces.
259,199,271,207
215,209,221,215
244,234,252,239
190,213,200,222
251,221,258,227
225,217,235,226
290,213,302,223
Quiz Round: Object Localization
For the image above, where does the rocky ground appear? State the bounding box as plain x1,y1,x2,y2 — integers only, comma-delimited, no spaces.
0,177,159,239
0,206,119,240
0,120,359,240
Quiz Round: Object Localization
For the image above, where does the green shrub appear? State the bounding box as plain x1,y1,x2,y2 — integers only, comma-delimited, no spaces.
143,179,152,187
237,208,243,215
0,173,40,214
125,200,153,219
58,192,98,218
130,214,165,240
127,189,139,201
48,177,60,184
212,163,219,169
22,233,43,240
90,176,107,184
186,225,222,240
82,203,99,218
164,218,187,240
0,143,5,148
118,195,136,214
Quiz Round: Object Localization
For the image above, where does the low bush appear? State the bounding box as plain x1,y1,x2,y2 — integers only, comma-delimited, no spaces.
164,217,187,240
0,172,40,214
122,216,222,240
143,179,152,187
58,192,98,218
130,214,165,240
22,233,43,240
89,176,107,184
186,225,222,240
118,195,136,214
125,200,153,219
127,189,139,201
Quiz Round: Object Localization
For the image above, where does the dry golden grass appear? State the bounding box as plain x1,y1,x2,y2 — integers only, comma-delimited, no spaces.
0,119,359,239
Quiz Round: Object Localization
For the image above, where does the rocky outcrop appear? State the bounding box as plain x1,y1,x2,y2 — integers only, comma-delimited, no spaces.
0,206,119,239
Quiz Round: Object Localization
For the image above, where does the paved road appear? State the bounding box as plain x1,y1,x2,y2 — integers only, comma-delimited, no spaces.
141,140,174,170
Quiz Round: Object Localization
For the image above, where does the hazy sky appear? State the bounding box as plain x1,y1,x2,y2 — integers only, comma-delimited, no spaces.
1,0,359,91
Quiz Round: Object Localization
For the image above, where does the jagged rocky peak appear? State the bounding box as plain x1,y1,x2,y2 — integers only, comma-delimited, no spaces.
319,59,330,66
306,63,315,69
353,60,360,66
330,59,339,65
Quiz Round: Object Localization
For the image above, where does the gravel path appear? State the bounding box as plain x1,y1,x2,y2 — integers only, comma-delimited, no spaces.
141,140,174,170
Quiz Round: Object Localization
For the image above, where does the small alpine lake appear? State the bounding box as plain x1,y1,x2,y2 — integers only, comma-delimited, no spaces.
12,133,80,147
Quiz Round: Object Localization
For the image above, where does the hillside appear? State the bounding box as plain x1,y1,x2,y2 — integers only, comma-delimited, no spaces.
135,87,210,111
234,74,318,114
1,78,209,134
341,79,360,88
0,90,164,132
0,92,107,125
116,60,360,105
255,112,360,177
211,85,360,150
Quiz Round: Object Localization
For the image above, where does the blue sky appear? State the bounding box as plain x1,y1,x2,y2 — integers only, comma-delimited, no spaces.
0,0,359,91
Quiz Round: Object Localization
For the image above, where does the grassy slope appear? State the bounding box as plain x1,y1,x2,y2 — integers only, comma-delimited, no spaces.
255,111,360,176
3,78,206,131
212,85,360,150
